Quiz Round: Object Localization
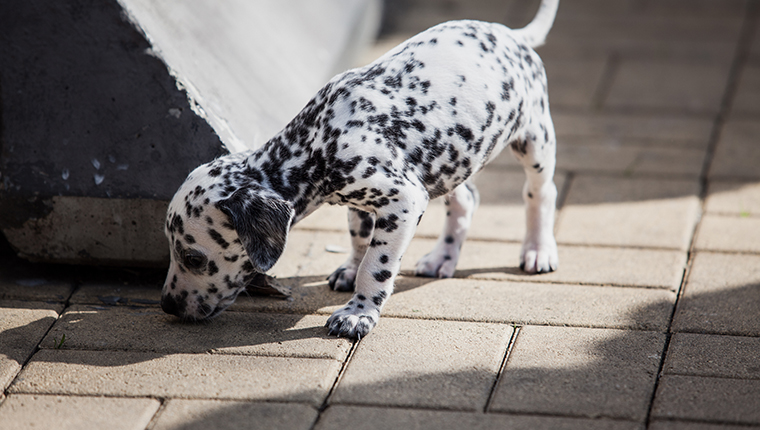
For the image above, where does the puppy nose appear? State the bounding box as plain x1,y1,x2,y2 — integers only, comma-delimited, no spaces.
161,294,183,317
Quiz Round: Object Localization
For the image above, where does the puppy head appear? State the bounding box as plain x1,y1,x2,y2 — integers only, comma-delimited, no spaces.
160,161,294,321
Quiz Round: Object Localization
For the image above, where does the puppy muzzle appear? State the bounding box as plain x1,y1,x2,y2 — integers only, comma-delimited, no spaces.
160,292,219,321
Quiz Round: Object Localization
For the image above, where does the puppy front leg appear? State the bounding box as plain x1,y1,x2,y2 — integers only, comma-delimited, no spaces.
326,201,426,339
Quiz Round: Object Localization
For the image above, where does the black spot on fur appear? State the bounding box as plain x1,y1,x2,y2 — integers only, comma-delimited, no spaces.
372,291,387,306
207,260,219,276
362,167,377,178
375,214,399,233
448,124,474,142
207,229,230,249
374,270,392,282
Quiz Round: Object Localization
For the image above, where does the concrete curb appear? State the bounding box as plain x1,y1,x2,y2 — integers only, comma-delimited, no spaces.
0,0,380,266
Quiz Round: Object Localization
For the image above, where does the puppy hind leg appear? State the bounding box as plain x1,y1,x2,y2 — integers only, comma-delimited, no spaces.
414,180,479,278
510,123,559,273
327,208,375,291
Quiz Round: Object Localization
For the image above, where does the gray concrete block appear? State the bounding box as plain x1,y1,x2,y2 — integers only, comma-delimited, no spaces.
705,181,760,216
551,112,714,148
380,279,675,331
274,228,687,290
10,349,341,405
672,252,760,336
695,214,760,253
401,239,688,290
152,400,317,430
557,175,701,250
651,375,760,425
537,8,741,62
711,121,760,180
544,58,608,110
229,276,676,332
0,302,61,389
0,394,160,430
0,305,60,363
604,61,730,115
664,333,760,380
731,64,760,116
42,305,351,360
0,351,26,394
331,318,512,411
490,326,665,421
316,405,644,430
69,282,162,307
0,278,75,303
0,300,63,313
649,421,756,430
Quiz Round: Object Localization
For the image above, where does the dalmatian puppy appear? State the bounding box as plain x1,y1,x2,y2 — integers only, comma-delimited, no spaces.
161,0,560,338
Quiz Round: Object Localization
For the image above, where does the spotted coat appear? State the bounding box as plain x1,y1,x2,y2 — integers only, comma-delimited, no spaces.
161,1,560,339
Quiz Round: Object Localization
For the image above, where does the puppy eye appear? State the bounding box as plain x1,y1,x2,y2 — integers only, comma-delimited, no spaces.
183,250,207,270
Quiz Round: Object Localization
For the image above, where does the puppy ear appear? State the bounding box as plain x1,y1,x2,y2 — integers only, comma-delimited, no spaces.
216,189,294,273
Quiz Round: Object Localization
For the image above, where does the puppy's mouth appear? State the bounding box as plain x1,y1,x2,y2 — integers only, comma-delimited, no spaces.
161,292,235,322
201,303,227,320
160,274,289,321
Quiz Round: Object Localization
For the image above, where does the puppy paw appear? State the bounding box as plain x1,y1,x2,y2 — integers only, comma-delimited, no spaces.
327,266,357,292
415,251,457,278
520,238,558,274
325,298,379,339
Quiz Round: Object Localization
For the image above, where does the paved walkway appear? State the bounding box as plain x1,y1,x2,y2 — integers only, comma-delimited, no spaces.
2,1,760,429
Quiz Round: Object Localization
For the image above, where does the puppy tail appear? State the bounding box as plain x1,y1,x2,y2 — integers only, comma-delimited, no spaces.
513,0,559,48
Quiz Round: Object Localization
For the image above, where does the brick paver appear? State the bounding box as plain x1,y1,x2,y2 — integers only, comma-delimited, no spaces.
664,333,760,380
10,349,340,406
651,375,760,425
705,180,760,215
551,112,715,146
489,326,665,421
0,394,159,430
42,306,351,359
556,176,701,250
0,279,74,302
649,422,756,430
316,405,643,430
330,318,511,411
732,64,760,115
0,304,61,390
672,252,760,336
152,400,317,430
695,214,760,253
403,239,687,289
711,121,760,180
2,1,759,429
